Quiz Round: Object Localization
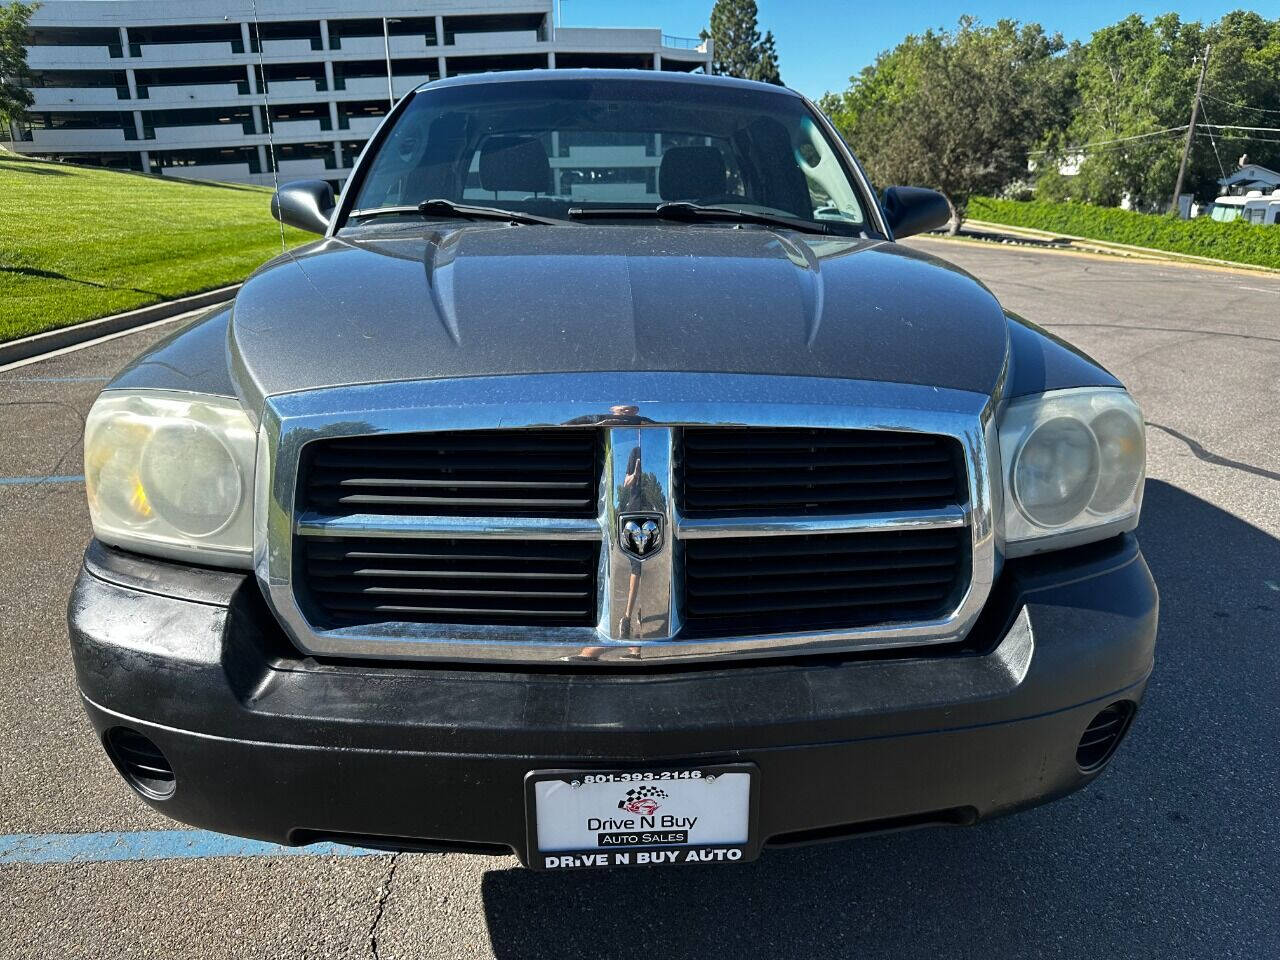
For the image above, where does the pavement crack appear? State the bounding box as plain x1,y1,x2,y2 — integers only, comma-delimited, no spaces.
367,852,401,960
1049,321,1280,346
1146,421,1280,483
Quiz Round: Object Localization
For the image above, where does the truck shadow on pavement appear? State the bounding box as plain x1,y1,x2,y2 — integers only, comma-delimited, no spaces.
479,479,1280,960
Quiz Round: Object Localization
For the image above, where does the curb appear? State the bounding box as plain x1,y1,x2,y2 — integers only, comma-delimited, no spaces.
0,284,241,367
962,219,1280,275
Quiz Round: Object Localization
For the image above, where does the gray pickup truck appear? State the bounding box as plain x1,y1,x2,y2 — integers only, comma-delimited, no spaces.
70,70,1156,871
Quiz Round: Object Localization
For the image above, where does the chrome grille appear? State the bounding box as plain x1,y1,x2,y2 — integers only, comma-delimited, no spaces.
257,373,995,664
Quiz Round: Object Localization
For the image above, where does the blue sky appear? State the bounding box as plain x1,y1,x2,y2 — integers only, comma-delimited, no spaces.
562,1,1255,98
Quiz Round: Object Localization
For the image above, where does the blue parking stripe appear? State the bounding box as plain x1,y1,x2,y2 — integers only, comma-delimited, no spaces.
0,830,386,865
0,475,85,486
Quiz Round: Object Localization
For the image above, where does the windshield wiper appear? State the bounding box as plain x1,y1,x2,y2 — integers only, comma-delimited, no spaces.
567,201,836,235
347,200,568,226
418,198,567,225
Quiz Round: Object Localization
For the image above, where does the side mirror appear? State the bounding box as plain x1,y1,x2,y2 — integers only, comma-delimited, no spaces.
881,186,951,239
271,179,334,235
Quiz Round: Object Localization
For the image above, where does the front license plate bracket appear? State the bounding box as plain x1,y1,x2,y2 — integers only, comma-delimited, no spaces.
524,764,761,870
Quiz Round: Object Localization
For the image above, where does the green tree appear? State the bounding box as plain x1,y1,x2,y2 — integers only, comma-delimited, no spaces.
1039,14,1203,208
700,0,783,86
1186,11,1280,200
1034,12,1280,208
822,18,1069,231
0,1,37,128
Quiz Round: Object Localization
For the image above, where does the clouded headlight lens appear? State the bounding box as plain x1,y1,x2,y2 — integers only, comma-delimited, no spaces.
999,388,1145,556
1013,417,1099,527
1089,408,1145,514
85,391,256,567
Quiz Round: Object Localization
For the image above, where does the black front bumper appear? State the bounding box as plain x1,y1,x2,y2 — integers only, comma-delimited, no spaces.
68,536,1157,864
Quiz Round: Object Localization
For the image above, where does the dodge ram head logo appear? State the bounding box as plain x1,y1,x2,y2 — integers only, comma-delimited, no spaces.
619,516,662,559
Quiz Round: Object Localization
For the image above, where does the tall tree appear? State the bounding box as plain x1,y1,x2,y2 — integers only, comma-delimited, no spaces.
0,1,37,129
822,18,1069,230
1036,14,1203,208
701,0,783,86
1034,12,1280,208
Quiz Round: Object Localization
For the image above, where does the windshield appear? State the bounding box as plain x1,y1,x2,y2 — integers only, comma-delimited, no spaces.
348,77,869,233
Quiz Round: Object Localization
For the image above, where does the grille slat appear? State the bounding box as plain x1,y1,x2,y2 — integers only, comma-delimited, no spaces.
301,429,600,519
307,564,591,581
679,427,964,518
688,568,959,598
312,452,592,470
689,589,953,616
304,544,589,563
685,465,957,489
683,530,961,559
682,432,940,451
682,528,969,637
321,494,593,509
683,482,958,510
314,584,592,598
322,435,593,453
687,552,959,579
324,602,592,618
324,478,591,490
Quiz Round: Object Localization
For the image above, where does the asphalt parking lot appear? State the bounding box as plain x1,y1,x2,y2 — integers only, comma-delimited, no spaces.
1,239,1278,959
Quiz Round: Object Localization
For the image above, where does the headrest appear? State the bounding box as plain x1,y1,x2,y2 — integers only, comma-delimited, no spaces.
659,146,726,201
479,135,552,195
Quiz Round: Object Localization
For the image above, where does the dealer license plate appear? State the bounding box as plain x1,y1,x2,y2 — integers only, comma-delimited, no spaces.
525,764,759,870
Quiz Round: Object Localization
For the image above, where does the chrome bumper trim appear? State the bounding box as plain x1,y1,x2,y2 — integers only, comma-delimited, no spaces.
295,512,601,540
675,507,966,539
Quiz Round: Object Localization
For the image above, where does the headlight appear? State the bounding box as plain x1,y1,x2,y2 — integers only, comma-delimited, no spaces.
998,388,1145,556
84,391,256,568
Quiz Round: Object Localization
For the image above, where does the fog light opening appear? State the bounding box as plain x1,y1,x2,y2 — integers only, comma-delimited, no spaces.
1076,701,1136,772
104,727,176,799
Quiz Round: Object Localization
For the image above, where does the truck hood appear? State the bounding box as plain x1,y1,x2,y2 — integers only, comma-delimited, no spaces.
229,223,1008,407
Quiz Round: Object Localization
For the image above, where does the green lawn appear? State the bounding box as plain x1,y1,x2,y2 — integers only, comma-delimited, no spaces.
0,152,310,341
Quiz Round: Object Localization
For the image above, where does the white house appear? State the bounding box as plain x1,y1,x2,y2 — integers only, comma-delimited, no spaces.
1217,163,1280,197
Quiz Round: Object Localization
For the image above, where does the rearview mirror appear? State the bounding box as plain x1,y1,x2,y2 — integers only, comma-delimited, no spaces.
881,186,952,239
271,179,334,235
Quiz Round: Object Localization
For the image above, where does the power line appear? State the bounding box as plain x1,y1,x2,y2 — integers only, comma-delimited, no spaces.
1198,132,1280,146
1200,93,1280,116
1199,122,1280,133
1198,102,1228,180
1027,125,1188,157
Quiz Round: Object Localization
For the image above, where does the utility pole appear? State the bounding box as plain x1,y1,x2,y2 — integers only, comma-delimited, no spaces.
1171,44,1211,217
382,18,400,109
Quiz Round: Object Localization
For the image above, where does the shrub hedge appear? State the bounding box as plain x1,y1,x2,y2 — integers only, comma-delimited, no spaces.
968,197,1280,270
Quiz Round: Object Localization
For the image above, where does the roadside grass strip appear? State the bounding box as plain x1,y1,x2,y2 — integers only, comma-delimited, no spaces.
0,830,388,865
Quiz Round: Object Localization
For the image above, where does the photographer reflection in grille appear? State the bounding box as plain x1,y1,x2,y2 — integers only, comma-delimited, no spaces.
567,429,659,662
